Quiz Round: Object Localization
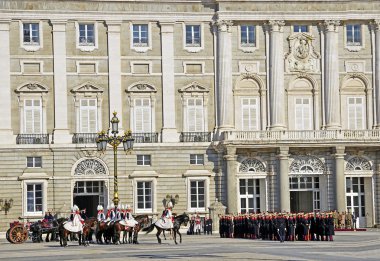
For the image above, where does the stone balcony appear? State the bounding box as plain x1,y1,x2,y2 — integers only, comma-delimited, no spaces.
222,130,380,145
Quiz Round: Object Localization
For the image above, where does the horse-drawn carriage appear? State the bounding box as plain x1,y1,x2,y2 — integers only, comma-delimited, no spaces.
6,219,61,244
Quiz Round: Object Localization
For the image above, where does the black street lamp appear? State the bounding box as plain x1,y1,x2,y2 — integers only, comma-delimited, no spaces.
96,112,134,207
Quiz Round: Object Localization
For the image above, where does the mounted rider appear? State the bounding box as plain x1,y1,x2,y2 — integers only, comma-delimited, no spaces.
121,204,138,227
155,201,174,229
106,203,116,224
64,205,84,233
115,204,122,221
97,205,106,222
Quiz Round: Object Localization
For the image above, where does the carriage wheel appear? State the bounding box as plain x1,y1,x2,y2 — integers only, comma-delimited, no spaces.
9,226,28,244
6,228,11,243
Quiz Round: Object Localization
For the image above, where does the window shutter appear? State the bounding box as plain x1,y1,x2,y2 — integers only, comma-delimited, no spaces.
188,106,196,132
347,97,365,130
24,99,42,133
33,105,41,133
187,98,203,132
89,109,97,132
241,98,258,131
25,107,33,133
135,107,143,132
295,98,312,130
134,98,151,132
142,106,151,132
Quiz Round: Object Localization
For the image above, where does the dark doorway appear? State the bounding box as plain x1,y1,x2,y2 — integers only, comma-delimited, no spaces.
73,195,98,218
290,191,313,213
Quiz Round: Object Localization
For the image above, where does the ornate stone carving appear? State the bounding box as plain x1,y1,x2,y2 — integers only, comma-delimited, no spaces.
346,157,372,171
371,20,380,31
74,159,107,176
285,33,320,73
215,20,233,32
289,156,325,174
239,158,265,173
323,20,340,32
127,82,157,93
268,20,285,32
179,81,209,93
71,82,103,94
15,82,49,93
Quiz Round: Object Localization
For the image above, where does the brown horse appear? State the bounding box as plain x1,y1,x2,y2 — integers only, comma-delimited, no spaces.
59,218,97,247
120,215,150,244
96,221,114,244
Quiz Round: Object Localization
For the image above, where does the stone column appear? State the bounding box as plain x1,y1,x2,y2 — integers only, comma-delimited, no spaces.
224,147,238,214
107,21,123,131
208,198,226,233
334,146,346,212
323,20,341,129
216,20,234,132
268,20,286,130
51,20,71,143
374,20,380,128
160,22,178,142
0,19,14,144
278,147,290,212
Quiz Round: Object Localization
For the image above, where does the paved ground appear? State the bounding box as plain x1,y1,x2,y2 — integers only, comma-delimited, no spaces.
0,231,380,261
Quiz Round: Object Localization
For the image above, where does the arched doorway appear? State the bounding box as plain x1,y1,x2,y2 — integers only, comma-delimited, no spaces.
72,158,109,217
289,156,325,213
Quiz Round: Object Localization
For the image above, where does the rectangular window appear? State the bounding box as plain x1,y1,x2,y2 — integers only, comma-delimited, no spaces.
190,154,204,165
79,24,95,46
185,25,201,47
24,99,42,133
240,25,256,47
27,183,43,213
347,97,365,130
27,156,42,168
137,155,151,166
133,24,148,46
239,179,260,214
241,98,259,131
295,98,312,130
134,98,151,133
190,180,205,210
346,24,361,46
293,25,308,33
137,181,152,211
23,23,40,44
80,99,97,133
187,98,204,132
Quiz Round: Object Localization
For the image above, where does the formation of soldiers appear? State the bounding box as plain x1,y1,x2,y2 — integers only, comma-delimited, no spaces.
219,212,335,242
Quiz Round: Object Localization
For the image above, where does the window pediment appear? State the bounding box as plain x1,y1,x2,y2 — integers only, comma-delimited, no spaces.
179,81,209,93
15,82,48,94
71,82,104,94
127,82,157,93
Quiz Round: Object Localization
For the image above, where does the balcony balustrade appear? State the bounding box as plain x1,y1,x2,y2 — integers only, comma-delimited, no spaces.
72,133,98,144
132,133,159,143
223,130,380,143
16,134,50,144
180,132,212,142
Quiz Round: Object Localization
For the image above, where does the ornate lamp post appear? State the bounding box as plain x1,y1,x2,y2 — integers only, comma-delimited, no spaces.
96,112,134,207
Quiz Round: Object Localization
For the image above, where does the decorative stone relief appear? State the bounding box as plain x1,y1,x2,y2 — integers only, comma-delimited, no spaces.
346,157,372,171
344,61,365,73
239,61,259,74
74,159,107,176
179,81,209,93
71,82,104,94
126,82,157,93
289,156,325,174
215,20,233,33
239,158,266,173
285,33,320,73
15,82,49,93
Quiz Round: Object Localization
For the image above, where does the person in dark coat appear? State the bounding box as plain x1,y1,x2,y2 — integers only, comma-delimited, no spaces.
326,213,335,241
276,213,287,242
287,214,296,241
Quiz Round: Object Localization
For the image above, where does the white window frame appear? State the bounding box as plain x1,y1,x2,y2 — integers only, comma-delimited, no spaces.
238,24,259,53
23,98,43,134
79,98,98,133
238,178,261,214
241,97,260,131
133,98,152,133
22,180,47,217
75,22,98,52
27,156,42,168
137,155,151,166
187,177,208,212
134,178,156,214
190,154,204,165
186,98,205,132
183,23,204,53
19,21,43,52
346,177,365,218
344,24,364,52
130,23,152,53
294,97,313,130
292,25,309,33
347,96,365,130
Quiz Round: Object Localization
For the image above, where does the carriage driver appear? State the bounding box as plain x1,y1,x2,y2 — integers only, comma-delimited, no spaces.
161,201,174,228
97,205,106,222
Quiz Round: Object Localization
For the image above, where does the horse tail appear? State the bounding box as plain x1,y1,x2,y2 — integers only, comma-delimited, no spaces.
142,223,155,234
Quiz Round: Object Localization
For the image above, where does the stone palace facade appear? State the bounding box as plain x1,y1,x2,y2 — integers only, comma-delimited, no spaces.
0,0,380,231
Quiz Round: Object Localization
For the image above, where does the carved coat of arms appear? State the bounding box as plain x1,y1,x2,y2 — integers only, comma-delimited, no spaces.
285,33,320,73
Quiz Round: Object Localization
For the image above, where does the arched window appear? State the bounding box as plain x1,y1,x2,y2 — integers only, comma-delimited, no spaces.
289,156,325,174
73,159,107,176
239,158,265,173
345,157,372,171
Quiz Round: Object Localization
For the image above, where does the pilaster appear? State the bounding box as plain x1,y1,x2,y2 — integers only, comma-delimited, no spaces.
277,146,290,212
323,20,341,130
0,19,14,144
268,20,286,130
160,22,178,142
224,147,238,214
51,20,71,143
334,146,346,212
216,20,234,133
373,20,380,128
106,21,123,132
